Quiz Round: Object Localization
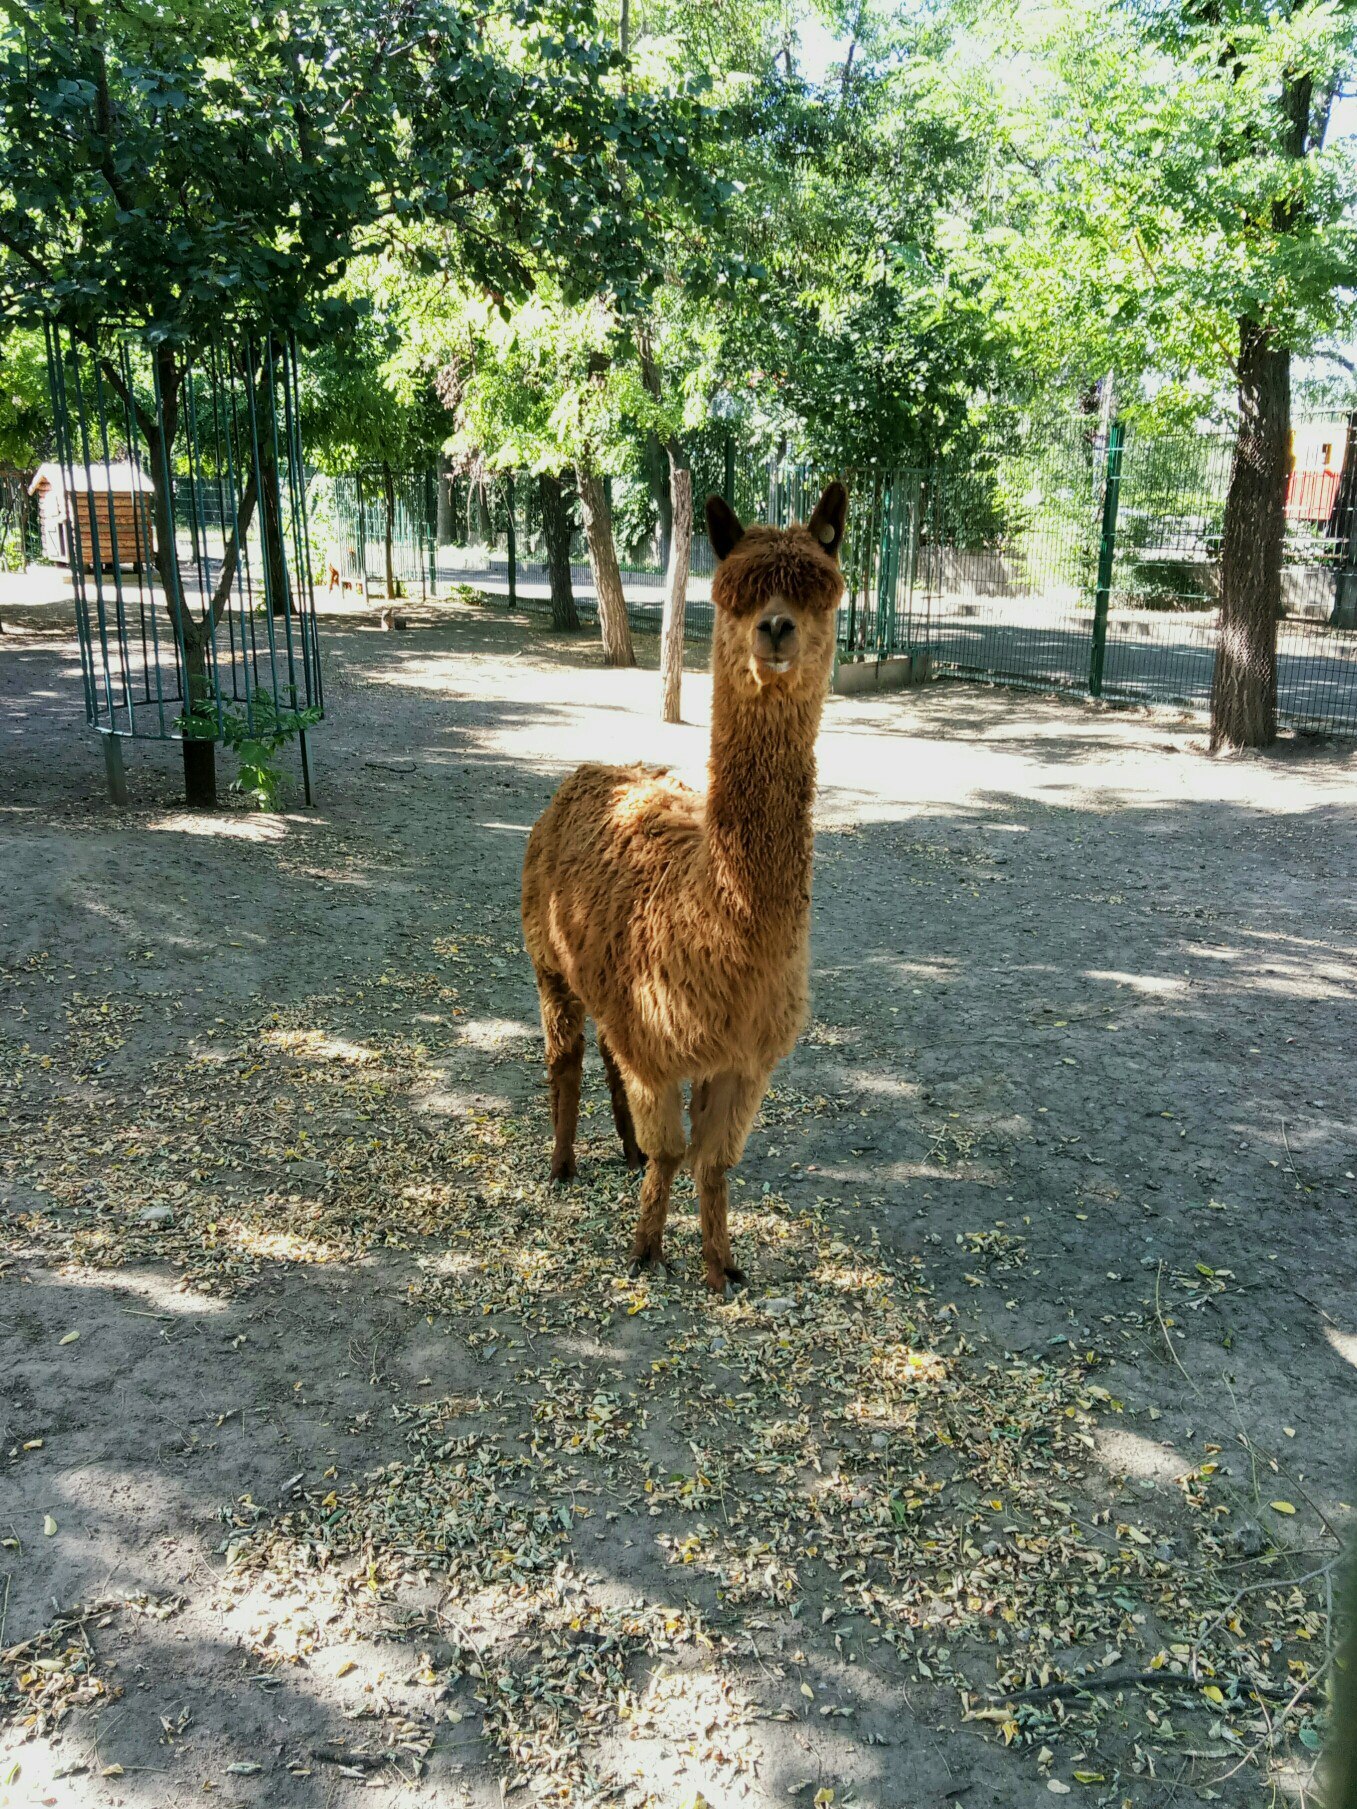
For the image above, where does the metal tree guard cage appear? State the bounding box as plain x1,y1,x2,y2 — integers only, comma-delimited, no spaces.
42,324,324,806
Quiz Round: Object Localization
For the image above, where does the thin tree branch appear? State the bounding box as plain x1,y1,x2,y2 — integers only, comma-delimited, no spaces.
208,467,259,630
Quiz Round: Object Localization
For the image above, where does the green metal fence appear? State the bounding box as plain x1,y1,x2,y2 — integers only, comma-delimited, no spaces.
899,413,1357,735
322,411,1357,736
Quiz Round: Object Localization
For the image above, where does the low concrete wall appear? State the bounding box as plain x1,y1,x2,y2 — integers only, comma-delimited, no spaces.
924,549,1075,600
1121,560,1336,621
833,651,933,696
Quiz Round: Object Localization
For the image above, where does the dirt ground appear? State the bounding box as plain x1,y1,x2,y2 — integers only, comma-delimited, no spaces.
2,586,1355,1809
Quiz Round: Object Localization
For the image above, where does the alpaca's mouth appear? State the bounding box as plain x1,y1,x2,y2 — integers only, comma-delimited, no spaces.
752,655,795,681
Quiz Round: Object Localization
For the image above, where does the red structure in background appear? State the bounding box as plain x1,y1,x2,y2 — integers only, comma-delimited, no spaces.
1286,419,1348,522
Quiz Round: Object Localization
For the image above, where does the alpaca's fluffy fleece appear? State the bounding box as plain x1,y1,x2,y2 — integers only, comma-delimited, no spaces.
522,485,847,1290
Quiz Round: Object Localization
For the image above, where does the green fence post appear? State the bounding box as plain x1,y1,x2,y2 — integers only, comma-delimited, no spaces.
1089,419,1125,698
506,474,517,609
902,471,923,644
874,477,902,656
356,471,369,603
723,434,734,507
425,469,436,598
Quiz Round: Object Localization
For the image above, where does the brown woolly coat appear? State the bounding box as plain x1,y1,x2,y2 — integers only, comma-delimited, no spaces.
521,522,843,1092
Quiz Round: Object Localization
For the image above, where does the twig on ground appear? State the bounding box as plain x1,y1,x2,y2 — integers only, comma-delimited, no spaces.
311,1745,390,1770
1280,1118,1306,1191
1154,1260,1199,1391
1190,1559,1339,1667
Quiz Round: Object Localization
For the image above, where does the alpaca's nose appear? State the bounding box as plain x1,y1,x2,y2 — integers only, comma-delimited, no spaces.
755,612,799,663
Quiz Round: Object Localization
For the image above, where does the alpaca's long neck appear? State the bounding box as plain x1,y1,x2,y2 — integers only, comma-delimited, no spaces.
704,663,822,939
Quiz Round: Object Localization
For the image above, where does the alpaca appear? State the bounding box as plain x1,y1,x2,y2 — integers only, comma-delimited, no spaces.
521,481,847,1294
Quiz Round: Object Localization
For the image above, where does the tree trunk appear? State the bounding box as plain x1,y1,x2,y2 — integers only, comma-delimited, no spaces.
382,459,401,599
577,469,635,667
475,482,494,546
436,453,453,545
145,438,181,622
258,447,291,618
1211,321,1290,752
253,342,293,619
644,431,673,565
180,632,217,807
539,472,579,631
135,352,216,806
659,444,691,722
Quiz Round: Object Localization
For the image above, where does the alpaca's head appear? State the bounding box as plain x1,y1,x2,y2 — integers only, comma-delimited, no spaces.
705,482,847,700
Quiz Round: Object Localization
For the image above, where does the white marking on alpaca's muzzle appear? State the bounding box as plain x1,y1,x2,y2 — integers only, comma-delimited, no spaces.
753,608,799,681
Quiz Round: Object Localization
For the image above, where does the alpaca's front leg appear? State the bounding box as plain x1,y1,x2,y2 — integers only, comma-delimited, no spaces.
625,1080,685,1274
689,1071,768,1295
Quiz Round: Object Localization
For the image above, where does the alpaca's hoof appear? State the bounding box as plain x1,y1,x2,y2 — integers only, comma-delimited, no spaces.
550,1154,577,1184
705,1264,747,1297
622,1145,646,1172
629,1251,673,1279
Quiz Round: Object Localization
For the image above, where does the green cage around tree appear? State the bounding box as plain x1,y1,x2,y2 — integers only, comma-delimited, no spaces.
43,324,324,807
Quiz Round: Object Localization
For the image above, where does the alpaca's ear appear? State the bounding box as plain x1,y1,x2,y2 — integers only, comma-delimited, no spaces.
806,481,849,562
706,495,745,562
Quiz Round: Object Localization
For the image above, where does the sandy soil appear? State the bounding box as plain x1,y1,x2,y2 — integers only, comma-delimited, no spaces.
2,591,1355,1809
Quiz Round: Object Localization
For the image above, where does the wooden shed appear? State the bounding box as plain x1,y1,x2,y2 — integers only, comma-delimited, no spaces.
29,460,156,571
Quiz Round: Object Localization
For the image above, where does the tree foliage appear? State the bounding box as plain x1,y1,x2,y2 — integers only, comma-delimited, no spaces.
966,0,1357,415
0,0,711,338
0,327,51,469
302,279,449,479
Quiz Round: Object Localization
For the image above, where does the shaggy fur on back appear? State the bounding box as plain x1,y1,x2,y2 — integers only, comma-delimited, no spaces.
522,482,847,1292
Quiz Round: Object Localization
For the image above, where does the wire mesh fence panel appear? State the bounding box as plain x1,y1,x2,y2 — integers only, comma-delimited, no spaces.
1100,427,1230,708
1097,415,1357,730
908,417,1106,691
43,324,323,754
1270,412,1357,732
840,414,1357,736
320,469,436,599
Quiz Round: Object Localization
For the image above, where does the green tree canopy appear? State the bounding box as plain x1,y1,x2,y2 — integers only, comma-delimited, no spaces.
0,327,51,470
965,0,1357,417
958,0,1357,745
0,0,712,338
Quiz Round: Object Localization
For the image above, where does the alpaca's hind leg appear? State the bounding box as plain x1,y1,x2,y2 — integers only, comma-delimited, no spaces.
597,1032,644,1169
534,966,585,1183
689,1070,768,1295
625,1080,685,1273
